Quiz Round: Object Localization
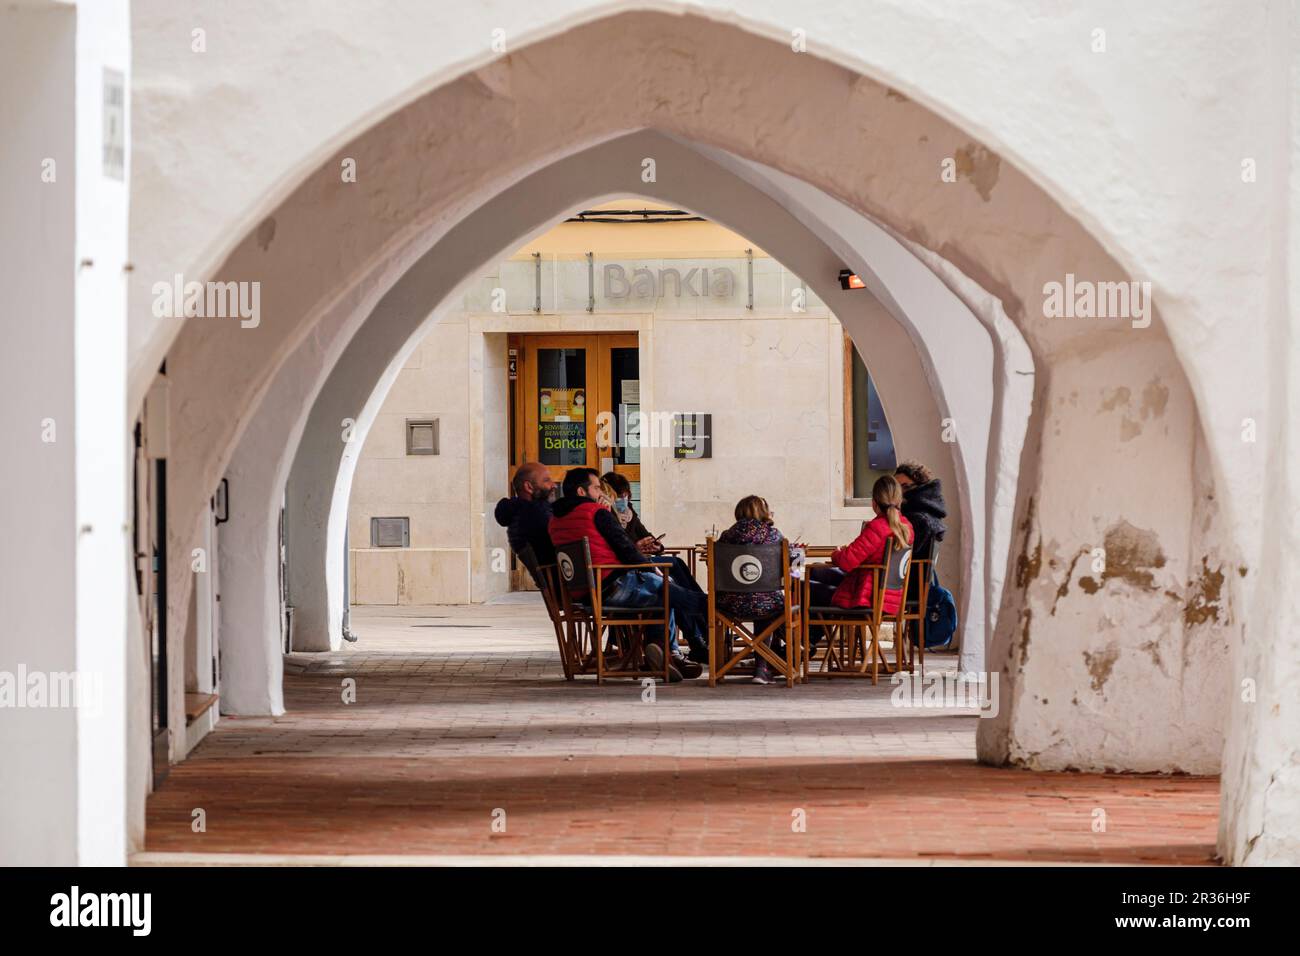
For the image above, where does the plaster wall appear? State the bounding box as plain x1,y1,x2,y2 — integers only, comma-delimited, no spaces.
0,2,79,867
0,0,131,865
71,0,131,868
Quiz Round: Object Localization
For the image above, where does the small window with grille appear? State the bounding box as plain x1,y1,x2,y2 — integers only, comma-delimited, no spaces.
406,419,438,455
370,517,410,548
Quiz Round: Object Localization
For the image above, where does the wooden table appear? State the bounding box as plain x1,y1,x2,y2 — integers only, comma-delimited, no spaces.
667,542,840,582
659,545,699,578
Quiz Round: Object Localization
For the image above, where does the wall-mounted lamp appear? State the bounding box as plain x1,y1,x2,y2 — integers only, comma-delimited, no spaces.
838,269,866,290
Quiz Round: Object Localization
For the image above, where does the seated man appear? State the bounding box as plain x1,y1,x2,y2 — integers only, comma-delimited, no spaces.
494,462,557,568
550,467,708,679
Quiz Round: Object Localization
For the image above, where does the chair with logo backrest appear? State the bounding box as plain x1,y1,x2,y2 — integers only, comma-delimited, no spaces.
706,537,802,688
552,538,672,684
516,544,586,680
897,538,941,677
803,539,912,684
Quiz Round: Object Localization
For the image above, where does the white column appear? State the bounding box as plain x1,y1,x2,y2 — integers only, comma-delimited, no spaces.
73,0,130,866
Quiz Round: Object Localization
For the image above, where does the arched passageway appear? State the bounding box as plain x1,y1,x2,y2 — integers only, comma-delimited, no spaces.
134,9,1259,862
273,131,1007,685
213,129,1008,713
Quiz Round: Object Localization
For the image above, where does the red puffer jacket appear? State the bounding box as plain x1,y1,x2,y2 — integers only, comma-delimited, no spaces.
830,514,914,613
548,498,627,595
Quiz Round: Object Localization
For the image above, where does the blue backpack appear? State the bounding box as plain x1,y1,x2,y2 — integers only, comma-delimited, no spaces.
923,580,958,649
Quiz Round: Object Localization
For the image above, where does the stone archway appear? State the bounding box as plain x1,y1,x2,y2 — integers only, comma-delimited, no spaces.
280,130,995,660
149,9,1238,854
215,130,1008,713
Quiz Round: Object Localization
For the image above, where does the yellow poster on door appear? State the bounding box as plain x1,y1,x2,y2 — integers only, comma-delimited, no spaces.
539,387,586,422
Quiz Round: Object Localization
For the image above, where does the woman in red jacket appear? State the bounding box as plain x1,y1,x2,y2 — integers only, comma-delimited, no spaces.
808,475,914,617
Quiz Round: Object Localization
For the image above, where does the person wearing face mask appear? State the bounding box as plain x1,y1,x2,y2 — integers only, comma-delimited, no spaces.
600,472,657,552
494,462,558,566
601,471,705,600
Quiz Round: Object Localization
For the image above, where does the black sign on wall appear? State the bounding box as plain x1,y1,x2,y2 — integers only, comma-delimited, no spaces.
673,414,712,459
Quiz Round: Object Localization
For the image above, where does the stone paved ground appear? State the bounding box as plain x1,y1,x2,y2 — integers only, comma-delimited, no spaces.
144,597,1220,863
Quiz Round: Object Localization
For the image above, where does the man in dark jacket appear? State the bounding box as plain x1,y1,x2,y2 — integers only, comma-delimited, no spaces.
895,461,947,600
493,462,557,564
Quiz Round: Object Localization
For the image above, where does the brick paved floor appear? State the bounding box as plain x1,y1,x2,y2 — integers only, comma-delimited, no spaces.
144,597,1220,863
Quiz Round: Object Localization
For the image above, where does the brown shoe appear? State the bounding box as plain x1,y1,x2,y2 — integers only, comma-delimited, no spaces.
675,657,703,679
644,643,683,682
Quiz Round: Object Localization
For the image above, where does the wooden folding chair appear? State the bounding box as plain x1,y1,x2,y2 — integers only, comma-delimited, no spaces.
897,539,940,677
517,545,583,680
706,538,802,688
553,538,673,684
803,541,912,684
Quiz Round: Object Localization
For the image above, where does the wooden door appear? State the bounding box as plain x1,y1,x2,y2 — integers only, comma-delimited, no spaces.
516,333,641,502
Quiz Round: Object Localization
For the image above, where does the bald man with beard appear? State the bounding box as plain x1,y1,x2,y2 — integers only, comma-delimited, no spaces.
494,462,557,565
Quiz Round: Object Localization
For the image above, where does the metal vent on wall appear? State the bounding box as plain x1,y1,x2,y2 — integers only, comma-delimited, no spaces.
370,517,410,548
406,419,438,455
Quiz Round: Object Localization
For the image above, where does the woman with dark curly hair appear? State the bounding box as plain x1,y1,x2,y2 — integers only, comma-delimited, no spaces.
894,460,947,600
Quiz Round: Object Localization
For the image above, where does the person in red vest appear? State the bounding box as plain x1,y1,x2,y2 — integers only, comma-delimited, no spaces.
549,467,707,680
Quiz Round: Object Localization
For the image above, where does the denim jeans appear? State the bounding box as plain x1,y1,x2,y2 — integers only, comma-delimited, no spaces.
604,567,709,660
603,569,675,653
645,556,708,658
647,555,704,595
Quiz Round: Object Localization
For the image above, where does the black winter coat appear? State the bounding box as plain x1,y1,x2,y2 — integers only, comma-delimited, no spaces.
493,495,556,564
901,479,947,599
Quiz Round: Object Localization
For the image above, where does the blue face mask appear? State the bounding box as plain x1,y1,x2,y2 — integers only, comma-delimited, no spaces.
614,497,629,513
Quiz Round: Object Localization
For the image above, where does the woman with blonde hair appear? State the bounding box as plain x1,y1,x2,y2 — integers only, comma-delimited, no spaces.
597,478,620,511
808,475,914,615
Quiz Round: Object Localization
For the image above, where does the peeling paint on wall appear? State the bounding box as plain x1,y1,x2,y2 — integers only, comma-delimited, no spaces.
1100,519,1167,589
256,216,276,252
1100,379,1167,443
1183,556,1225,627
1140,378,1169,418
1016,537,1042,590
1100,386,1131,412
1083,643,1120,692
953,143,1000,201
1050,547,1088,614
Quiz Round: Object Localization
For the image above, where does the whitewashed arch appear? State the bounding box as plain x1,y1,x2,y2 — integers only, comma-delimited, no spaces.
134,8,1285,863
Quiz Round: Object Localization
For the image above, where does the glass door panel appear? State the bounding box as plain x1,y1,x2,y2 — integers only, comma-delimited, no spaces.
518,333,639,493
536,347,588,468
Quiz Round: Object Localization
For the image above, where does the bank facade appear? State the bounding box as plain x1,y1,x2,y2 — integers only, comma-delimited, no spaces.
346,204,912,607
